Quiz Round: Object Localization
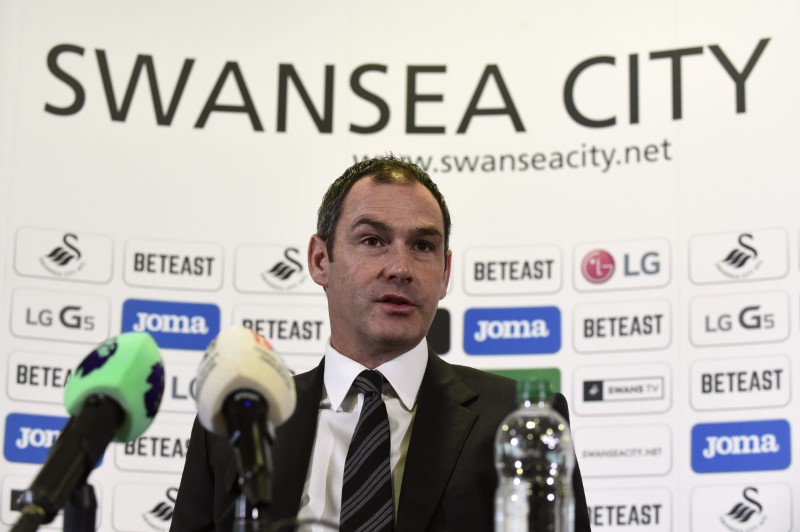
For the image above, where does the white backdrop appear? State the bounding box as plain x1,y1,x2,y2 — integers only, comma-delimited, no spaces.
1,1,799,530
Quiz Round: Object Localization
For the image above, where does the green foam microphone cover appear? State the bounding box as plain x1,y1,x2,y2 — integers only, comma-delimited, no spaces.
64,332,165,442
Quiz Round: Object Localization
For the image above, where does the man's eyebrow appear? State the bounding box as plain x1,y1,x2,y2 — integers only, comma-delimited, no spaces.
351,217,443,239
351,217,389,233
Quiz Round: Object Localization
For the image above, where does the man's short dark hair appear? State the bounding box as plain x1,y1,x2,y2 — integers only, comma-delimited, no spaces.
317,155,451,261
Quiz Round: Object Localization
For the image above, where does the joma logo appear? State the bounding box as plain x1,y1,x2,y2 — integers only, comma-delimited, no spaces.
702,433,779,459
691,419,791,473
463,306,561,355
473,319,550,342
132,312,209,334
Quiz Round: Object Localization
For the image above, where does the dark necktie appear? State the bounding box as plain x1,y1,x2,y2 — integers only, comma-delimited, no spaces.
340,370,394,532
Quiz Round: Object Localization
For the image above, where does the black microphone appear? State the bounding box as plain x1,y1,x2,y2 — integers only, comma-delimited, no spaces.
12,333,164,531
194,325,297,529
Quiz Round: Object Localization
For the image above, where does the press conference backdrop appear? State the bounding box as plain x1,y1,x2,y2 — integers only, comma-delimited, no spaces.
0,0,798,530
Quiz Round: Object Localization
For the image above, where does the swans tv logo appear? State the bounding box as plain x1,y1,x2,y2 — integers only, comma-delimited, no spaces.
3,413,68,464
464,306,560,355
14,227,113,283
691,419,791,473
122,299,220,350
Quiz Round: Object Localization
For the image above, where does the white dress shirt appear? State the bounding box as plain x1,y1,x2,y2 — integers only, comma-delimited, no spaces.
296,339,429,529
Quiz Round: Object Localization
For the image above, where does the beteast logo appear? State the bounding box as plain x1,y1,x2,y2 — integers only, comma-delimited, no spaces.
463,306,560,355
3,413,68,464
122,299,220,350
581,249,615,284
718,233,762,279
691,419,791,473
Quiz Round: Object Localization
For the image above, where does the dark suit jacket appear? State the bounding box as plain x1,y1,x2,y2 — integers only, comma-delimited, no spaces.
171,351,591,531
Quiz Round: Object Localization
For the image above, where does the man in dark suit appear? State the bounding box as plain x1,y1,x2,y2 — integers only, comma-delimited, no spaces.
171,156,590,531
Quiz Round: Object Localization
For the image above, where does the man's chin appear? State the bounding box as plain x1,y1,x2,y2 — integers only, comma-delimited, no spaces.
371,330,426,353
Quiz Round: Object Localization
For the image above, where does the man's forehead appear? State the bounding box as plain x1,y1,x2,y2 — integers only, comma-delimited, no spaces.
341,179,444,231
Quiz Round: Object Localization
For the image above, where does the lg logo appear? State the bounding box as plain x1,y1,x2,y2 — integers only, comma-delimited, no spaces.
11,288,109,343
704,305,774,333
581,249,615,284
25,305,95,331
575,239,669,291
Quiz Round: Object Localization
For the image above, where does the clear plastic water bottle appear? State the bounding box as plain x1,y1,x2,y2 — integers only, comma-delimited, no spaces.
494,380,575,532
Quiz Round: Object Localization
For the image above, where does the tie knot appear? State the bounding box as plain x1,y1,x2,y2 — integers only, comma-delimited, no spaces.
353,370,383,396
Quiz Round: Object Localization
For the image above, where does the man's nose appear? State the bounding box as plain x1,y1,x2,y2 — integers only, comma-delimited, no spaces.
385,244,413,282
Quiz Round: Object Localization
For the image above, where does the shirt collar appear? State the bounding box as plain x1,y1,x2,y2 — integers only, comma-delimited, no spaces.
323,338,428,411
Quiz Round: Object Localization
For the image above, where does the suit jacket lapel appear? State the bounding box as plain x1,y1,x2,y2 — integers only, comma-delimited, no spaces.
270,359,325,522
395,351,479,532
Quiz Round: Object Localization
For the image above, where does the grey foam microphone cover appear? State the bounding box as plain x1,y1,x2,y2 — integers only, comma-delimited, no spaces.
195,325,297,434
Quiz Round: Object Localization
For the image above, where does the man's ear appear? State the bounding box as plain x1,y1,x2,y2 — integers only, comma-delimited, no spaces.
439,249,452,300
308,234,329,288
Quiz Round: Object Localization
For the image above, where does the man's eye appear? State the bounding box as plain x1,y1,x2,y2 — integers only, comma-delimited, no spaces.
415,241,433,252
363,237,380,246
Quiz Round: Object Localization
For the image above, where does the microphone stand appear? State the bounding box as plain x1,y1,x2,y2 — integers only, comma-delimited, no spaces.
63,483,97,532
12,395,122,532
223,391,275,532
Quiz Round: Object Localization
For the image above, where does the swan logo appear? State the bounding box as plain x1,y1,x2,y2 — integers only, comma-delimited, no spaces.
723,487,763,526
261,247,307,290
39,233,86,277
717,233,763,279
143,487,178,529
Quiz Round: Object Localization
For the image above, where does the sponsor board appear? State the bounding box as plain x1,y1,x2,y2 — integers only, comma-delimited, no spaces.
1,475,104,528
488,368,561,393
427,308,450,355
3,413,69,464
121,299,220,351
14,227,113,283
114,419,193,474
691,483,792,532
574,425,671,478
689,291,789,347
574,239,670,292
690,355,790,411
689,229,788,284
691,419,791,473
234,244,318,294
463,244,562,295
124,238,223,291
10,288,110,344
463,306,561,355
574,299,670,353
588,487,671,530
159,361,200,414
574,363,671,416
113,482,179,532
234,304,330,355
6,351,82,404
